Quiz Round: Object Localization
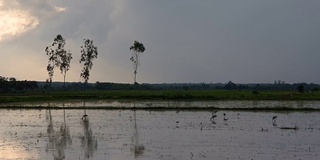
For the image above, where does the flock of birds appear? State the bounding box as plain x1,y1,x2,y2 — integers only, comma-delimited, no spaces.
81,110,285,131
207,111,282,132
207,112,297,131
209,111,278,123
81,112,274,122
209,111,229,124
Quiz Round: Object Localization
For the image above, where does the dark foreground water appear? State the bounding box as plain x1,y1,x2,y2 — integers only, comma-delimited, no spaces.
0,101,320,160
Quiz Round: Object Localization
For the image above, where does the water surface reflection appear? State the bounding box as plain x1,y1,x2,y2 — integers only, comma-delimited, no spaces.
80,113,98,159
0,108,319,159
46,109,72,160
131,111,145,158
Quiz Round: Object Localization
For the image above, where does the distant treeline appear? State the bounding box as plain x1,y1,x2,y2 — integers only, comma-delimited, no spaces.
1,75,319,93
0,76,37,93
100,81,318,92
37,80,320,92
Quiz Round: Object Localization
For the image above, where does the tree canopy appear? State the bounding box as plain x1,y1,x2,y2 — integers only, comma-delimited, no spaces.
45,34,72,87
80,39,98,83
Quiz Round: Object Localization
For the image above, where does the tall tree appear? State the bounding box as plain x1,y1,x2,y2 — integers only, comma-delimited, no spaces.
45,35,72,88
80,39,98,84
45,35,64,85
130,40,145,84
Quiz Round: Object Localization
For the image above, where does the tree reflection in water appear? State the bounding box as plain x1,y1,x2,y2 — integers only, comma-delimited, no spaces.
45,107,72,160
80,110,98,159
131,110,145,158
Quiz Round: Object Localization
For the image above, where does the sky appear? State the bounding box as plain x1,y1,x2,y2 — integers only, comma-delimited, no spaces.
0,0,320,84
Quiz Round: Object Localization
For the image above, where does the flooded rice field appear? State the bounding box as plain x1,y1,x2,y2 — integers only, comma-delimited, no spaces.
2,100,320,109
0,101,320,160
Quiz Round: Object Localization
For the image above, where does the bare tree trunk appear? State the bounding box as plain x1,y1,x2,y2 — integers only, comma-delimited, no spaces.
133,52,139,84
134,71,137,84
64,74,66,89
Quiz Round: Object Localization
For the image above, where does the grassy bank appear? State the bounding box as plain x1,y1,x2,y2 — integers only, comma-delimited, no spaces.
1,90,320,103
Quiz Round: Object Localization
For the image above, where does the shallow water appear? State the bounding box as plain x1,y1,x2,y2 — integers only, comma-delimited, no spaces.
0,107,320,159
2,100,320,109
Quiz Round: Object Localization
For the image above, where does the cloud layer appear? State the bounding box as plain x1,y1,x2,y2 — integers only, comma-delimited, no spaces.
0,2,38,41
1,0,320,84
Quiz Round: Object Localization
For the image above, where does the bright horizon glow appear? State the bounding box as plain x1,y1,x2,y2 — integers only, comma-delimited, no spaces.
0,141,37,159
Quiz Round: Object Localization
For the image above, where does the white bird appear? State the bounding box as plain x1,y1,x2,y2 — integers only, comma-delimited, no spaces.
223,113,228,121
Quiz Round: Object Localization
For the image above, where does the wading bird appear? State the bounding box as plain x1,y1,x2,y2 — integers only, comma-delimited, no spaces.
272,116,277,126
210,111,217,124
223,113,228,121
82,114,88,121
210,111,217,121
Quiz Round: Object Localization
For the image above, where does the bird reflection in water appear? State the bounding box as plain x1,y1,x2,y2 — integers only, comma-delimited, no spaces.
210,111,217,124
80,109,98,159
272,116,277,127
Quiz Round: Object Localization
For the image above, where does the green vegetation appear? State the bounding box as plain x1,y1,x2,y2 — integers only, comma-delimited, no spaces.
1,90,320,103
80,39,98,83
1,75,320,104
